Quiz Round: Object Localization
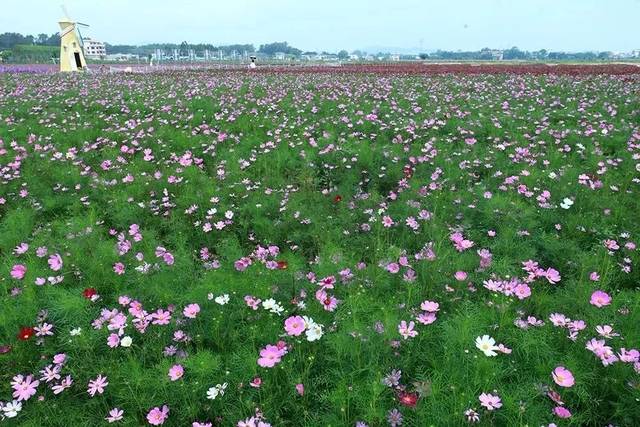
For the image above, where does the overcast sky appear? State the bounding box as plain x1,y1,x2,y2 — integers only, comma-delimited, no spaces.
2,0,639,52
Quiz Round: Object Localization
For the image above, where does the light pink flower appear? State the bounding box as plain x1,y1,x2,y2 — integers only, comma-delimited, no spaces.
106,408,124,423
590,290,611,307
295,383,304,396
552,366,575,387
398,320,418,339
257,343,287,368
183,303,200,319
113,262,125,275
10,264,27,280
479,393,502,411
147,405,170,425
11,374,40,401
87,375,108,397
284,316,306,336
454,271,468,281
168,364,184,381
48,254,63,271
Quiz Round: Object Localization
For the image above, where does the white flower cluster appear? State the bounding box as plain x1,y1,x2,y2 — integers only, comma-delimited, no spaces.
206,382,228,400
262,298,284,315
302,316,324,342
1,400,22,419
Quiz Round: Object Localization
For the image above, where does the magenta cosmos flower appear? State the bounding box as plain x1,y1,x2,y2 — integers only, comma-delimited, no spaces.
553,406,571,418
590,290,611,307
552,366,575,387
257,344,286,368
10,264,27,280
479,393,502,411
284,316,306,336
147,405,170,425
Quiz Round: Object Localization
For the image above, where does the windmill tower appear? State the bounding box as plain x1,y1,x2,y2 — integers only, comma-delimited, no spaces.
58,6,89,72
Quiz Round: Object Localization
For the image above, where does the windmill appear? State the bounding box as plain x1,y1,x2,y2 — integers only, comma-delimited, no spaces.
58,5,89,72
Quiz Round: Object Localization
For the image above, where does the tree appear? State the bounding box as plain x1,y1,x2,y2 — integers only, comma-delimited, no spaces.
179,41,189,57
258,42,301,57
35,33,49,45
337,50,349,59
419,53,429,60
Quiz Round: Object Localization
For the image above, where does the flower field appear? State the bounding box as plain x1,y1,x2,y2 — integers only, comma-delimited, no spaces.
1,66,639,426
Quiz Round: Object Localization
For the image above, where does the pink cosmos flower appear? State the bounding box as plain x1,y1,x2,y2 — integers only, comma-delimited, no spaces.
284,316,306,336
295,383,304,396
87,375,108,397
454,271,468,281
545,268,561,284
10,264,27,280
589,271,600,281
386,262,400,274
48,254,63,271
183,303,200,319
257,345,283,368
514,283,531,300
106,408,124,423
398,320,418,339
113,262,125,275
416,312,437,325
590,290,611,307
168,364,184,381
553,406,571,418
479,393,502,411
107,334,120,348
11,375,40,401
552,366,575,387
147,405,170,425
420,300,439,312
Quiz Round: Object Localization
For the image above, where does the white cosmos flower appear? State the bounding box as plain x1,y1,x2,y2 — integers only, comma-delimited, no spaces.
70,328,82,336
120,336,133,347
304,318,324,342
475,335,499,357
560,198,574,209
214,294,230,305
2,400,22,418
206,383,228,400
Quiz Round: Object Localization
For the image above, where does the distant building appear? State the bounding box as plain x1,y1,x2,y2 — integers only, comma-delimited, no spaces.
632,50,640,58
490,49,504,60
390,54,400,61
274,52,286,60
83,38,106,58
105,53,139,62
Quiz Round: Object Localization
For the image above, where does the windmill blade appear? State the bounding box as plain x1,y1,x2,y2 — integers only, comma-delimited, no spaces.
59,25,75,38
61,4,70,18
77,22,90,27
77,26,85,47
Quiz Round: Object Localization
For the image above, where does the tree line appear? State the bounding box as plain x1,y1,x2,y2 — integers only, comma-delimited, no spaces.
0,32,624,62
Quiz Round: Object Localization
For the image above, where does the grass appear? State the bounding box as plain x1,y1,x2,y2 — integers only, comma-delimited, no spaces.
0,69,639,426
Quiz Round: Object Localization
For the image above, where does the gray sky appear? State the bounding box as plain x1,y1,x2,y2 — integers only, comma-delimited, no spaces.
2,0,640,52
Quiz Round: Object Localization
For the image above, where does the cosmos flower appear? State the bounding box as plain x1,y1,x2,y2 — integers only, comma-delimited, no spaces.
475,335,499,357
590,290,611,307
146,405,169,425
479,393,502,411
106,408,124,423
552,366,575,387
284,316,306,336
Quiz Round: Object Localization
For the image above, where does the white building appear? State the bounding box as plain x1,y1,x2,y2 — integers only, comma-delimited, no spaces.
83,38,106,58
